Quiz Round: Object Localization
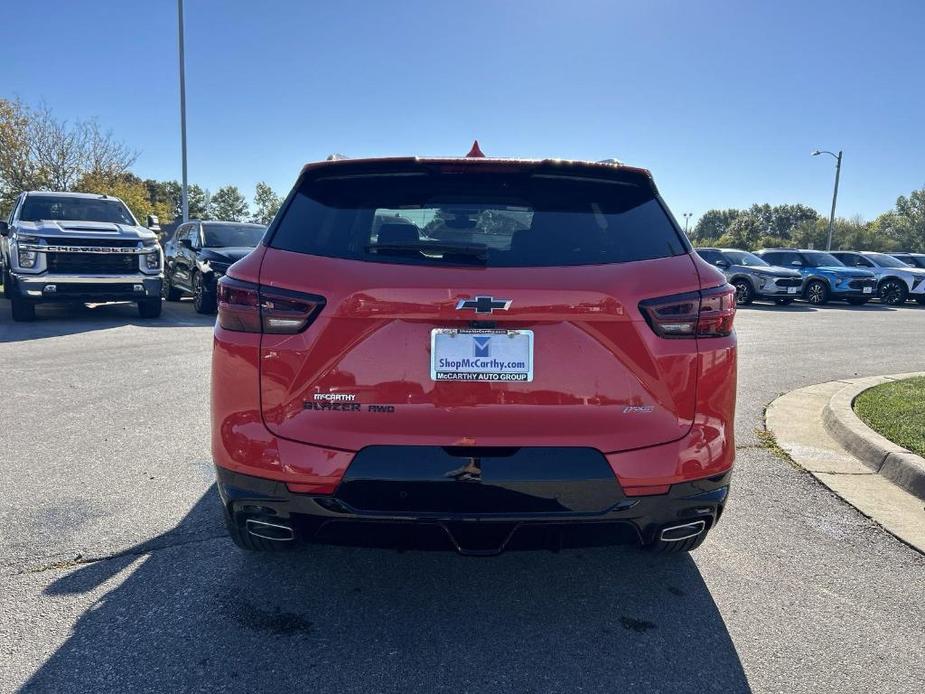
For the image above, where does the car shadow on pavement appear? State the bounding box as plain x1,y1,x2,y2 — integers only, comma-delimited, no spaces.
24,488,751,693
737,302,817,312
811,302,898,311
0,298,214,342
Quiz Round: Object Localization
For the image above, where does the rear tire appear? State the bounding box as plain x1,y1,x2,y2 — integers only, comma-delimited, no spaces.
878,278,907,306
10,298,35,322
223,507,294,552
732,279,754,305
2,264,12,299
192,272,217,314
137,298,163,318
803,280,829,305
162,274,182,301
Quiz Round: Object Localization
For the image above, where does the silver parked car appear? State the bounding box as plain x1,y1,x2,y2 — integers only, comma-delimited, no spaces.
696,247,803,305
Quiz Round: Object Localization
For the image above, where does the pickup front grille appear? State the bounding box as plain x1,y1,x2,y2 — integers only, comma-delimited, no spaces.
46,252,138,274
774,278,802,287
45,238,138,248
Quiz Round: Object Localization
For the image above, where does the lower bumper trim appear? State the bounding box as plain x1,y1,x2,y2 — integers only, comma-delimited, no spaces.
215,466,732,554
11,273,162,300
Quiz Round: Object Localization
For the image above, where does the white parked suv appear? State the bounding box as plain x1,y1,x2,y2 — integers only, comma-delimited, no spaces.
831,250,925,306
0,191,163,321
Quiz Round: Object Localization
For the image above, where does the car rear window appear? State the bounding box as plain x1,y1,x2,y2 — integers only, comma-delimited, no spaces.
269,170,687,267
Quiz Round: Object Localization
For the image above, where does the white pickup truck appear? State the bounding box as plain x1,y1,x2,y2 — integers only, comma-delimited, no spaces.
1,191,163,321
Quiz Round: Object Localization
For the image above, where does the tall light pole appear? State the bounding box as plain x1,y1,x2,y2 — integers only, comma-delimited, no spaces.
682,212,693,234
812,149,842,251
178,0,189,222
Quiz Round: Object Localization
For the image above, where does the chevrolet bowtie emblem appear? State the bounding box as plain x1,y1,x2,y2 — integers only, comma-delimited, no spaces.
455,296,512,314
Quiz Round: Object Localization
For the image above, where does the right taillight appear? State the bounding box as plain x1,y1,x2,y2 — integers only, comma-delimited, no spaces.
217,277,325,334
639,285,736,339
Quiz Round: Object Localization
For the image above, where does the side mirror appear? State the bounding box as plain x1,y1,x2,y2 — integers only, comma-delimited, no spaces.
179,238,192,249
791,260,803,267
715,260,729,269
0,221,8,237
146,214,160,231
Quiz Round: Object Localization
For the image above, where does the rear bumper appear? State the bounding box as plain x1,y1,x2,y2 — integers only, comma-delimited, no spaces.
215,460,731,555
9,272,162,302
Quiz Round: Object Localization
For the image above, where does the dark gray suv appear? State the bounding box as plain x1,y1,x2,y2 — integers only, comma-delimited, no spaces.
696,248,803,305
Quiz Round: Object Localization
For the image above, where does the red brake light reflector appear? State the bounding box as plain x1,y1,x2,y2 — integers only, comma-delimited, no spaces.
639,285,736,339
696,285,736,337
218,277,325,334
217,277,261,332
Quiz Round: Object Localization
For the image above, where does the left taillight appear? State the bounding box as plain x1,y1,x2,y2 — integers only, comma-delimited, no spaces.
217,277,325,334
639,285,736,339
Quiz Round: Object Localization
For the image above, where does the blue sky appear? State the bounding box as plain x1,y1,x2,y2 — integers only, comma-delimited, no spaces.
2,0,923,223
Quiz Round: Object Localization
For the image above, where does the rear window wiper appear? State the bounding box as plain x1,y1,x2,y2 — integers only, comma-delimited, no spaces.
366,243,489,263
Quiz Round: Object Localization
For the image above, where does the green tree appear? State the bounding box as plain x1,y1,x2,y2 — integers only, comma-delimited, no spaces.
210,185,247,221
187,184,211,220
0,99,36,214
251,181,282,224
792,216,883,251
0,98,137,214
74,172,158,224
717,215,763,249
144,179,180,223
872,188,925,252
141,180,210,221
691,208,741,243
762,203,819,240
705,203,821,249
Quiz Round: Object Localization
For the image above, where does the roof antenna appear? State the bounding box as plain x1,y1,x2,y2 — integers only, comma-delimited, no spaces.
466,140,486,158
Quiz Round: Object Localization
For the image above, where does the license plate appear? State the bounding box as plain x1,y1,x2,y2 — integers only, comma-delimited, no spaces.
787,287,798,294
863,286,873,294
431,329,533,382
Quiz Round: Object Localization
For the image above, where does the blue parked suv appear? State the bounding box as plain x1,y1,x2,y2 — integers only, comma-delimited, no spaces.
754,249,877,305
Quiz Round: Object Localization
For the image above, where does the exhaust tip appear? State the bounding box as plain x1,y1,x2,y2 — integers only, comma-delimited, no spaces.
659,520,706,542
245,518,295,542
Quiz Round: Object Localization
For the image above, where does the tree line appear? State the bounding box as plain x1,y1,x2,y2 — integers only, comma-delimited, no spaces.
3,98,923,249
0,98,283,226
690,196,925,253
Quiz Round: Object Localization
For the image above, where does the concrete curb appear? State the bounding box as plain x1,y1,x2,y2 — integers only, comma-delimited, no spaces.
766,377,925,553
822,373,925,501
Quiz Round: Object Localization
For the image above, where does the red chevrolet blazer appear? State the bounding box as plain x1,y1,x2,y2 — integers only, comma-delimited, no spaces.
211,150,736,555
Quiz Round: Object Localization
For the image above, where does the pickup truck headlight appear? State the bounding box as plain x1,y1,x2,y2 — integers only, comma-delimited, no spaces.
17,248,37,268
144,250,161,270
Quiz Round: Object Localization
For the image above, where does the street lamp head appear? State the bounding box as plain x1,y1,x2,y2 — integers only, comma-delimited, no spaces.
812,150,821,156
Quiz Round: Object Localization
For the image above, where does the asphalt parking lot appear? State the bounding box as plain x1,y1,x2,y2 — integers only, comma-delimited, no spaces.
1,298,924,693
